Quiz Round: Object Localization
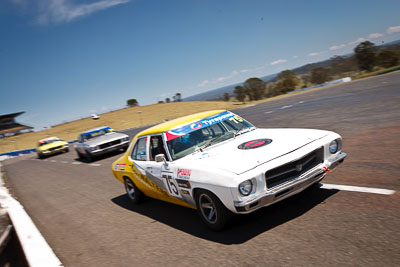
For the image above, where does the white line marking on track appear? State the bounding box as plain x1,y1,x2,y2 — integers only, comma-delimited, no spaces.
89,163,101,167
321,183,395,195
264,111,273,114
280,105,293,109
60,161,68,164
72,162,82,165
298,101,305,104
50,160,56,163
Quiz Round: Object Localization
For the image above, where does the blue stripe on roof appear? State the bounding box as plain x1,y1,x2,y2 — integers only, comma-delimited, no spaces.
82,126,111,136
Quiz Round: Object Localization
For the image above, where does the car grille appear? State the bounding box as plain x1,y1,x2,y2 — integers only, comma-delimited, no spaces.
99,139,121,149
265,147,324,189
49,146,62,151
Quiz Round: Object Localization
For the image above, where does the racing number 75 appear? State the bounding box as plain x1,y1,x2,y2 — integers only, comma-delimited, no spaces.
162,174,179,197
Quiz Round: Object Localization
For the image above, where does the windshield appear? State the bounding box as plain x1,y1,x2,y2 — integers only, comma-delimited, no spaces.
83,128,113,141
166,115,254,160
39,138,62,146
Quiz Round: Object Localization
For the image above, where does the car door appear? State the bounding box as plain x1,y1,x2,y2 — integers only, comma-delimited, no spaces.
146,135,182,200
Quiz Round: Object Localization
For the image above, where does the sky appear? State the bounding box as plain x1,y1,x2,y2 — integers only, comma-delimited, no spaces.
1,0,400,130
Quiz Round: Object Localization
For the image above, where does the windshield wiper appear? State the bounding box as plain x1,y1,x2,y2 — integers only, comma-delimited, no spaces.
194,134,230,153
234,124,247,138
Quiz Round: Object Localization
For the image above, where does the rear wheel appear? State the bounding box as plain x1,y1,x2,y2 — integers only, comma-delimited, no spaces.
195,189,231,231
124,177,144,204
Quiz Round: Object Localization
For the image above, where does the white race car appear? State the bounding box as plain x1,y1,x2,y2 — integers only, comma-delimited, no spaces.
112,110,346,230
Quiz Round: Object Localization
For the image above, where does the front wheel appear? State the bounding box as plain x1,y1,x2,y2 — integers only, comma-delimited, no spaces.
124,177,144,204
195,189,231,231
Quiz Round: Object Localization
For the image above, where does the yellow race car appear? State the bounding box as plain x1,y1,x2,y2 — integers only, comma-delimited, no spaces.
36,136,69,159
112,110,346,230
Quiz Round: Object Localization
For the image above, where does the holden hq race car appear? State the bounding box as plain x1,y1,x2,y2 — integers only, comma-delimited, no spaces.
74,126,130,162
112,110,346,230
36,136,69,159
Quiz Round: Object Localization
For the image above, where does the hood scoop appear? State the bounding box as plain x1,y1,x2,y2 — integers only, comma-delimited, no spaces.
238,139,272,150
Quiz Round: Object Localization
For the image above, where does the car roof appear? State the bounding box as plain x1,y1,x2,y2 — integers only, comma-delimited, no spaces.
137,109,226,137
81,126,112,135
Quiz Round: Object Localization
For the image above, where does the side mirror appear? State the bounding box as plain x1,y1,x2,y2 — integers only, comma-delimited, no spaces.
155,154,166,163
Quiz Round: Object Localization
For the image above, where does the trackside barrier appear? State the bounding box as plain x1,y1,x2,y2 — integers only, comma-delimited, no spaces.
0,140,77,158
289,77,352,94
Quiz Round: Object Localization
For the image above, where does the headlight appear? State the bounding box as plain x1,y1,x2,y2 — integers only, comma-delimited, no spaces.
89,146,97,151
329,140,338,154
239,180,253,196
123,136,129,141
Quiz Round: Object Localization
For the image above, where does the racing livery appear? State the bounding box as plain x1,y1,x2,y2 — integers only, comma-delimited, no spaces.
75,126,129,162
112,110,346,230
36,136,69,159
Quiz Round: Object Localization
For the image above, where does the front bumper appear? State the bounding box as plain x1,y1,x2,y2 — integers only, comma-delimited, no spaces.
90,141,129,156
39,146,68,155
234,152,347,213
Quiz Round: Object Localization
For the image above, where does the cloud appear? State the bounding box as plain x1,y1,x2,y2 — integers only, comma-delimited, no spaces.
197,80,209,87
348,37,366,45
292,56,298,59
216,70,239,82
270,59,287,65
308,52,321,57
387,25,400,34
11,0,131,25
329,44,346,51
369,33,384,39
240,69,249,73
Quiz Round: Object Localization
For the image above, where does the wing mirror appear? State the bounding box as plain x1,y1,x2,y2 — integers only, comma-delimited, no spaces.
155,154,166,163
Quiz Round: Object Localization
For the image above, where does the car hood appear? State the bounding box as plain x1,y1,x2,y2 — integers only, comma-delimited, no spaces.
84,132,127,146
180,128,329,175
37,141,67,151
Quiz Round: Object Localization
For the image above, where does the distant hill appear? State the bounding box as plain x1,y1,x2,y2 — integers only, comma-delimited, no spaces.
184,73,276,101
184,40,400,101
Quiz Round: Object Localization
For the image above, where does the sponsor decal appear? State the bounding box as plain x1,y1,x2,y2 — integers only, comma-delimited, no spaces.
176,179,191,189
196,152,211,160
165,111,236,141
114,163,127,171
181,189,190,195
190,122,202,130
177,168,191,179
238,139,272,150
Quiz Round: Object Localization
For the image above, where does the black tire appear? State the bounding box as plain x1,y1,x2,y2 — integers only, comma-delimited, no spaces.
37,153,44,159
77,151,84,160
65,147,69,153
85,151,93,163
124,177,144,204
195,189,231,231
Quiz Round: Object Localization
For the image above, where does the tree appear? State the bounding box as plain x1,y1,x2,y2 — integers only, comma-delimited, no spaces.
234,86,246,102
127,99,138,107
377,50,399,68
354,41,377,71
175,93,182,102
274,77,298,94
165,98,171,103
311,67,330,84
223,93,230,101
277,70,296,80
244,77,265,100
158,100,164,104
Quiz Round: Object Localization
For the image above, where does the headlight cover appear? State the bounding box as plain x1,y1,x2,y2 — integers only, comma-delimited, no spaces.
239,180,253,196
329,140,338,154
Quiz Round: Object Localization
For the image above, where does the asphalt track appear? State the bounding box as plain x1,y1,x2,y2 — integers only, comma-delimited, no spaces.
3,72,400,266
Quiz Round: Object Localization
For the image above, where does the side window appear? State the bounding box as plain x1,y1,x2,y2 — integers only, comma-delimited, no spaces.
131,137,147,161
149,135,167,161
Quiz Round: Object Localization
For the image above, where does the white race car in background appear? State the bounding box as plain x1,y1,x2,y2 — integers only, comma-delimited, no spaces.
112,110,346,230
